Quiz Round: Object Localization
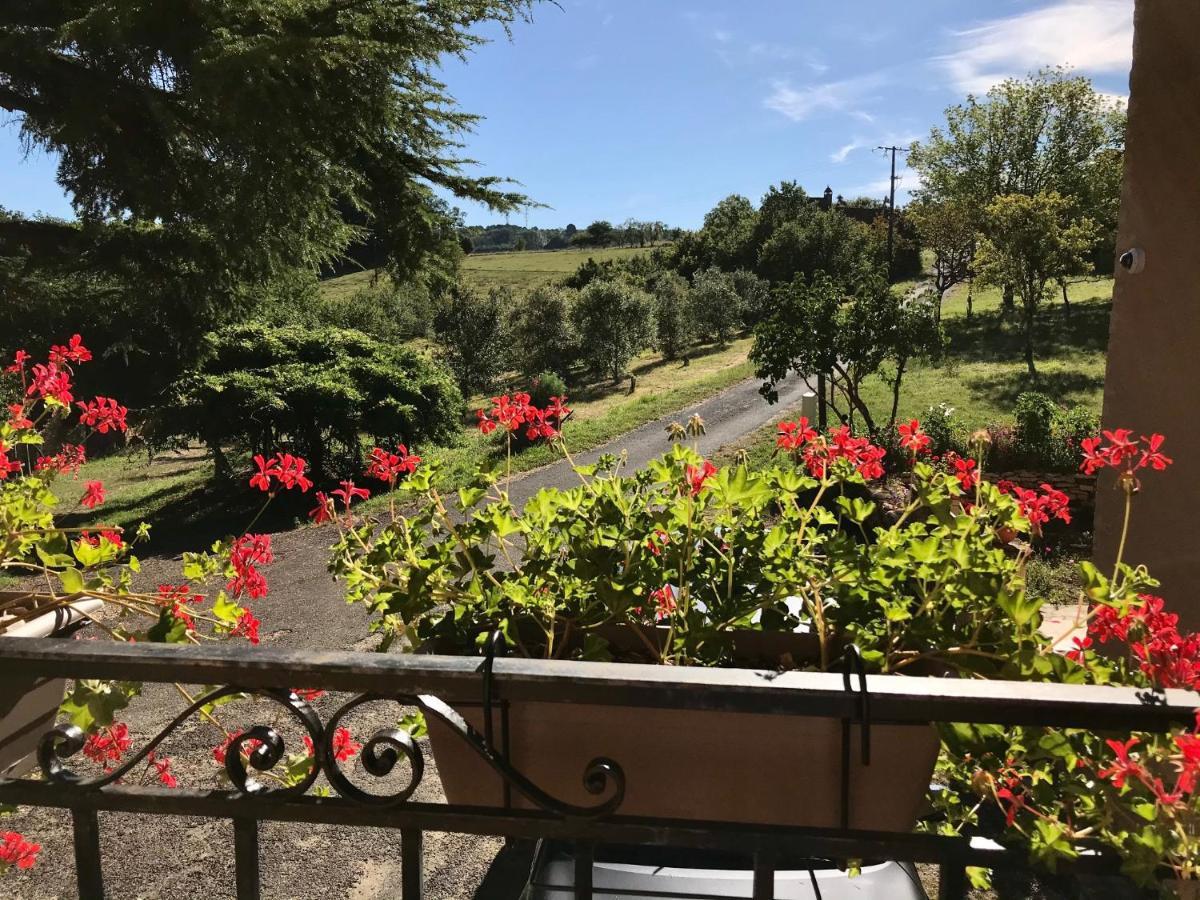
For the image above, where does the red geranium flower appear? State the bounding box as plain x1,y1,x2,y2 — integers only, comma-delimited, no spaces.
83,723,132,770
898,419,931,455
0,442,20,480
27,361,73,405
366,445,421,483
951,456,977,492
36,443,87,475
6,403,33,430
650,585,677,621
308,491,334,524
776,417,818,453
147,751,178,789
685,460,718,496
331,479,370,508
4,349,30,374
232,609,261,644
303,727,362,762
50,334,92,365
77,396,128,434
227,533,274,600
80,480,106,509
0,831,40,872
249,454,281,491
1097,737,1144,789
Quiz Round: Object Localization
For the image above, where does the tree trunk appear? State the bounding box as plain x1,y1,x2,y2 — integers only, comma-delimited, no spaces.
888,356,908,428
966,278,974,318
1023,296,1038,379
833,364,875,434
1002,283,1016,313
210,441,231,481
1060,279,1071,316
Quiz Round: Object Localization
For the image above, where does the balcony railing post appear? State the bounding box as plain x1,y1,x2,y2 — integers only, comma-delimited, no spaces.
574,841,594,900
71,806,103,900
233,818,261,900
752,851,775,900
938,842,968,900
401,828,424,900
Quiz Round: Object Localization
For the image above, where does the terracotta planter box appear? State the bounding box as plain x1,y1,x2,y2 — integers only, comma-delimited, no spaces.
427,628,941,831
0,593,103,778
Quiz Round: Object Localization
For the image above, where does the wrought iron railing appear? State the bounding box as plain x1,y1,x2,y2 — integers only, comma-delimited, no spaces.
0,636,1195,900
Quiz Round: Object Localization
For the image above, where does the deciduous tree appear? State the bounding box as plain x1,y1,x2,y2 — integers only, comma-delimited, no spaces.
571,279,655,382
751,271,941,432
908,198,975,323
973,192,1098,377
690,267,743,346
433,285,510,395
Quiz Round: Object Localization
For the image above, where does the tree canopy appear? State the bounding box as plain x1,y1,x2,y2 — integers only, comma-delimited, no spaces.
974,191,1098,376
908,67,1124,266
751,272,941,433
0,0,535,282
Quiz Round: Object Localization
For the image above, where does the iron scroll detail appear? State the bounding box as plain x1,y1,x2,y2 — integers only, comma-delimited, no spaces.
34,680,626,819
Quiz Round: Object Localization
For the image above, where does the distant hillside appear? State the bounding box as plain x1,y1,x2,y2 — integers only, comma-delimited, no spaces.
320,245,657,300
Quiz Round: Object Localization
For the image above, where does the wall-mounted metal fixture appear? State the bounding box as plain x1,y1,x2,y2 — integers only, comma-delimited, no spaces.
1119,247,1146,274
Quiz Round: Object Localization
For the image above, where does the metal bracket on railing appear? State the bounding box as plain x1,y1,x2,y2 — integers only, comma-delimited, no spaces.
480,628,513,809
839,644,872,832
841,644,871,766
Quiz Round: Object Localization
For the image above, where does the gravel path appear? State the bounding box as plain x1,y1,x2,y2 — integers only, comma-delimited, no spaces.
4,373,813,900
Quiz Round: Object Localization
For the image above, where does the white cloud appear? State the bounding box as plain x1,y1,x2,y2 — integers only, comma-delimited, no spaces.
939,0,1133,95
831,139,865,163
764,74,884,122
830,131,920,164
844,165,922,201
712,28,732,43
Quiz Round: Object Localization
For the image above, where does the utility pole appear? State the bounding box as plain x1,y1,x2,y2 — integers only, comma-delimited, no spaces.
876,145,908,280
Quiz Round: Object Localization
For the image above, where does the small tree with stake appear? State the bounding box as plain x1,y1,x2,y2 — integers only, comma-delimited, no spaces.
908,198,975,324
974,192,1097,378
751,270,942,434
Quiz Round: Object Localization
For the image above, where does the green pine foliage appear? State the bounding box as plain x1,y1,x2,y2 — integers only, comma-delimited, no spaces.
164,324,463,480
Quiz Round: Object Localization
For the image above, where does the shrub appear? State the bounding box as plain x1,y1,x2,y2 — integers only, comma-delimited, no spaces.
571,279,655,382
1012,391,1100,471
164,323,463,480
650,271,693,360
922,402,959,456
730,269,772,328
433,285,509,395
561,256,616,290
527,371,568,408
506,285,578,377
263,273,436,343
690,267,743,346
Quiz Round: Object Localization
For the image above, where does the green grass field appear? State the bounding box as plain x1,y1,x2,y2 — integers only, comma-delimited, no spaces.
321,245,654,300
718,277,1113,467
860,277,1112,427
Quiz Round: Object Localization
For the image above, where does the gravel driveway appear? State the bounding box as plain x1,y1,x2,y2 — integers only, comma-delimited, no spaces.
3,374,813,900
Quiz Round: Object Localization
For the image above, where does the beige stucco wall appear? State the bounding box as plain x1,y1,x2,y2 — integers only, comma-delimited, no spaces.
1095,0,1200,624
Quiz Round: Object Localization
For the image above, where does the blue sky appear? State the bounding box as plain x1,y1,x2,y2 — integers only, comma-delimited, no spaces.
0,0,1134,229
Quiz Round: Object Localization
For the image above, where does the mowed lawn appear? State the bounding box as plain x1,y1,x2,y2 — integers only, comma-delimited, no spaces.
321,245,655,299
719,277,1113,467
859,277,1112,428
